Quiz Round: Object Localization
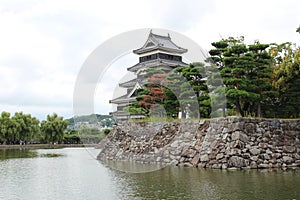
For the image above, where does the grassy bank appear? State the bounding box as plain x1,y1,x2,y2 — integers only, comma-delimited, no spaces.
0,143,96,150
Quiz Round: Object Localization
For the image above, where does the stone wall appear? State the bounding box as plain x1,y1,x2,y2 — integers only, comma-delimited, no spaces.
97,117,300,169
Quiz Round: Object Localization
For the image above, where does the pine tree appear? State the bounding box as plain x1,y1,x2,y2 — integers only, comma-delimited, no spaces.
175,63,211,118
247,42,274,117
209,37,274,117
208,41,229,117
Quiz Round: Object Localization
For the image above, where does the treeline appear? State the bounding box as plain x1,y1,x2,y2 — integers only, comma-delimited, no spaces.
0,111,111,145
0,112,68,145
127,27,300,118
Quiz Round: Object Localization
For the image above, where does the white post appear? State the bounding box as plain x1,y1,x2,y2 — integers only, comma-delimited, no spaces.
178,112,182,119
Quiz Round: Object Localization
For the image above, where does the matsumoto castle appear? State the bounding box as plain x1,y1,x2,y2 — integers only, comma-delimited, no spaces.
109,31,188,121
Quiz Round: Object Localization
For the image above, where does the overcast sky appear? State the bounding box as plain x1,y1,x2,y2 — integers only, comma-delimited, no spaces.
0,0,299,119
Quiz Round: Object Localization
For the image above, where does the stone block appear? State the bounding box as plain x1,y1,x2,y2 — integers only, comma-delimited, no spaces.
229,148,241,156
232,131,248,142
200,154,209,162
250,156,258,161
258,163,269,168
221,163,228,169
283,146,296,153
228,156,246,168
250,161,257,169
282,156,293,164
222,133,228,141
191,154,200,166
198,163,206,168
222,128,228,134
216,153,224,160
183,162,193,167
170,160,178,166
250,148,261,155
170,140,179,148
266,149,273,154
187,150,196,158
243,153,250,159
212,164,222,169
181,147,190,157
194,145,201,151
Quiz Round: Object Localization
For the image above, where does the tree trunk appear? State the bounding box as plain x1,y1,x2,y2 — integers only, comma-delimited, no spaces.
181,106,186,119
236,98,243,117
222,105,226,117
257,102,262,118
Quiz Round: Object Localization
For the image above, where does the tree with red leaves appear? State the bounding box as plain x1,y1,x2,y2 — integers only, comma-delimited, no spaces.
137,70,168,117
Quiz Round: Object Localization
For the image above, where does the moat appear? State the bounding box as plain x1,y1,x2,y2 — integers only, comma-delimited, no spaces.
1,147,299,199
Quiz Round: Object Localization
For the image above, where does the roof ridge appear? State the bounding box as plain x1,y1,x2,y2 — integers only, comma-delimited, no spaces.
150,32,170,39
133,31,187,55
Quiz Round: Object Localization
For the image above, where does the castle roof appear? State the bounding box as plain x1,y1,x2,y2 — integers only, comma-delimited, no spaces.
133,31,187,55
119,78,138,88
109,95,137,104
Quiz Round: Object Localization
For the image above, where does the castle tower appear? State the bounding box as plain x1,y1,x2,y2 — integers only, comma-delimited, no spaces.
109,31,188,120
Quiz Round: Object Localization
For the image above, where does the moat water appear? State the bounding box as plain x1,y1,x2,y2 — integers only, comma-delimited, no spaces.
0,148,299,200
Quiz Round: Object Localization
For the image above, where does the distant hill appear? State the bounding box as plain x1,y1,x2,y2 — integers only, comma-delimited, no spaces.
67,114,115,129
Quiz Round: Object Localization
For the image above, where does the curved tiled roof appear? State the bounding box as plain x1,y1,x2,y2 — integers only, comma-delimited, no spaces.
119,78,138,88
133,31,187,55
109,95,137,104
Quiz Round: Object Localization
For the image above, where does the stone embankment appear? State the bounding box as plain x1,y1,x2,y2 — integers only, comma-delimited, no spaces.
97,117,300,169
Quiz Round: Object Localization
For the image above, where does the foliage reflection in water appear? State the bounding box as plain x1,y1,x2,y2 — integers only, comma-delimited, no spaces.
0,148,299,200
0,149,38,160
114,166,300,200
0,148,64,160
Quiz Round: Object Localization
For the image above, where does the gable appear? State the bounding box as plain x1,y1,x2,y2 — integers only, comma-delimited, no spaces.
127,82,143,98
145,41,155,48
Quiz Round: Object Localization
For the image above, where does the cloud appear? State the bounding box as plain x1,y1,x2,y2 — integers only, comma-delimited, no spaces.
150,0,216,31
184,0,300,51
0,0,299,119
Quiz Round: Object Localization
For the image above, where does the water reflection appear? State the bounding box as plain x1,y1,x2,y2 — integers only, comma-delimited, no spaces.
0,149,38,160
110,166,300,200
103,160,168,173
0,148,65,160
0,148,299,200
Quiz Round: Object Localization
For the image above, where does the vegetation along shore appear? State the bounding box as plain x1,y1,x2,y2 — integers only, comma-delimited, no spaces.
0,112,111,146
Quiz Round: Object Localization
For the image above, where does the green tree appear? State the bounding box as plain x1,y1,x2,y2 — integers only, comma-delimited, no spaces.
207,41,229,117
209,37,274,117
0,112,11,144
247,42,273,117
128,64,211,119
221,38,253,116
0,112,40,144
174,63,210,118
163,86,180,118
12,112,40,144
64,130,81,144
41,113,68,144
124,101,146,116
205,62,227,117
269,42,300,118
